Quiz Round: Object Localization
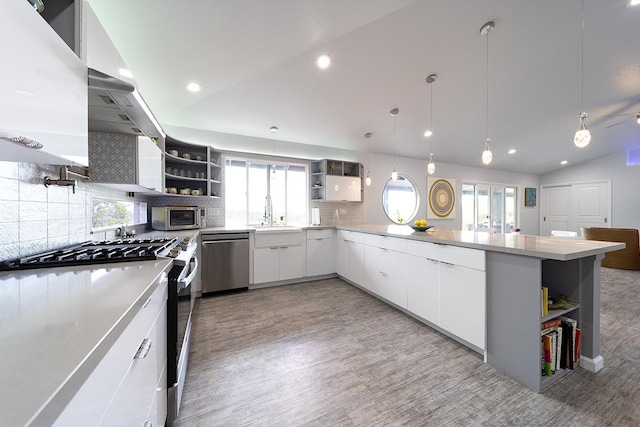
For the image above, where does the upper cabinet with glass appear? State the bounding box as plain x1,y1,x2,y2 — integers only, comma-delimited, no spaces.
311,159,363,202
164,136,221,198
382,175,420,224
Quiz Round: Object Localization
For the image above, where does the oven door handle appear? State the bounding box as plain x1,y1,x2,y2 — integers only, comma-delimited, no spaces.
177,257,199,289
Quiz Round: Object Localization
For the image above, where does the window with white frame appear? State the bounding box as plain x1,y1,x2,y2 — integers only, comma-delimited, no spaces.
462,183,517,233
225,157,308,227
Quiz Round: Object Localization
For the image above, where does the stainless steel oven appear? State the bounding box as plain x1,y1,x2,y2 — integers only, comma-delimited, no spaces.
167,240,198,424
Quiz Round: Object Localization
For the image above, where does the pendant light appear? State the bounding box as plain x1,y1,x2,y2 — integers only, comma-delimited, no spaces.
480,21,494,166
426,74,437,175
574,0,591,148
365,132,372,186
390,108,399,180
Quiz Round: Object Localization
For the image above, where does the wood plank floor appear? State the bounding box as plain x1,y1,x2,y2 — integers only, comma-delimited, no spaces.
174,269,640,426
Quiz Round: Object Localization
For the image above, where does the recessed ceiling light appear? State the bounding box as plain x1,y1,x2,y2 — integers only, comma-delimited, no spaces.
423,130,433,138
627,0,640,7
508,149,516,154
186,82,202,92
119,68,133,78
561,160,568,165
316,54,331,69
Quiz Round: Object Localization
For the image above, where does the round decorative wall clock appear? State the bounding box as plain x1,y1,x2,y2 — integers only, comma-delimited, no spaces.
429,178,455,218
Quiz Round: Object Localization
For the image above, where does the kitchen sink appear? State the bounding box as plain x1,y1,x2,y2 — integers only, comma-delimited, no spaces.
253,226,302,233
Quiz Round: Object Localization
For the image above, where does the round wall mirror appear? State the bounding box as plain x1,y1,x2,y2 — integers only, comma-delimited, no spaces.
382,174,420,224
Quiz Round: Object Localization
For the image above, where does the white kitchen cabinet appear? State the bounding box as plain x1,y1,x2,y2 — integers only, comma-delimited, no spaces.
310,159,363,201
137,136,164,192
405,239,486,350
326,175,362,202
363,235,407,307
254,230,305,284
337,237,349,277
82,2,135,87
306,229,335,277
98,299,167,426
54,276,168,426
439,262,486,349
336,230,365,286
254,247,281,283
0,0,88,166
406,255,440,325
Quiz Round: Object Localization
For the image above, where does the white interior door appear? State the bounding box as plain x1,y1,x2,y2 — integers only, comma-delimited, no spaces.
540,181,611,236
573,182,611,231
540,186,571,236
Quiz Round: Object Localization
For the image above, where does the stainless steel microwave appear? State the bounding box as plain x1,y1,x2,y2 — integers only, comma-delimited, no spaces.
151,206,204,231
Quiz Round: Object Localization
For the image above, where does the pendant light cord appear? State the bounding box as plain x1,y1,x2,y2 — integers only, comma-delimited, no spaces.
393,114,396,165
580,0,585,113
486,25,490,139
430,81,434,155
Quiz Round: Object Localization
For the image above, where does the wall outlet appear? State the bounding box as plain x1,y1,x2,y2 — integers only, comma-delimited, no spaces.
339,208,347,215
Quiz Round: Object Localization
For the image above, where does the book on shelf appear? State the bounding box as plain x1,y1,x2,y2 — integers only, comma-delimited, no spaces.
555,324,563,372
542,318,561,329
574,328,582,363
560,316,578,370
541,287,549,316
542,333,553,377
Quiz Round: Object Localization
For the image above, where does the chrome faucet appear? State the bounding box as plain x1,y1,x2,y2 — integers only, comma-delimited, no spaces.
263,194,273,225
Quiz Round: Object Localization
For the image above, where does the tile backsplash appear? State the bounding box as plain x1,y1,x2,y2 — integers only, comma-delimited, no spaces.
0,153,364,261
0,161,149,261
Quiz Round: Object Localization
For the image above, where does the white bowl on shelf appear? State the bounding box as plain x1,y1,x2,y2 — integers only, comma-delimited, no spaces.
191,189,202,196
179,188,191,195
169,149,178,156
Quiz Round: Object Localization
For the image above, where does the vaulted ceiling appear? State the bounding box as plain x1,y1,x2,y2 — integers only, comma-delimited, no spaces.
88,0,640,175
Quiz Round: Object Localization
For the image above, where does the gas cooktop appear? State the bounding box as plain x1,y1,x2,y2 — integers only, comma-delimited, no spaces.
0,238,179,272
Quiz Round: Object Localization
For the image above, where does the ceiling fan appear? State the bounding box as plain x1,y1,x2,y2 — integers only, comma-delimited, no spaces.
602,111,640,129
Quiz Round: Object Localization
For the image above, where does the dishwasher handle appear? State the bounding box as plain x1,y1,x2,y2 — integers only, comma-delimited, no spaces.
202,233,250,242
202,239,248,245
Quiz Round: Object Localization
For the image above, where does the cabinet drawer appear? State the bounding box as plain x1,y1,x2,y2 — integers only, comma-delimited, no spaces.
364,267,408,309
307,228,333,240
365,234,407,252
255,231,302,248
365,245,407,280
406,240,485,271
337,229,366,243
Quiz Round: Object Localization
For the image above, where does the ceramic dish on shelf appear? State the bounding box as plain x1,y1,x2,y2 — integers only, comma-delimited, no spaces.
169,149,178,156
179,188,191,195
167,187,177,194
182,153,191,159
409,225,434,232
191,189,202,196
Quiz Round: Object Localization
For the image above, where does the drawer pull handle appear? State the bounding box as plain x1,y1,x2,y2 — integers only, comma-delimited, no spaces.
379,271,388,277
441,261,455,267
134,338,152,359
142,297,152,308
380,248,388,252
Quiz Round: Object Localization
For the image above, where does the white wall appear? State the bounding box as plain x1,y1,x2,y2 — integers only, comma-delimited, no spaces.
166,126,542,233
540,151,640,230
363,153,540,234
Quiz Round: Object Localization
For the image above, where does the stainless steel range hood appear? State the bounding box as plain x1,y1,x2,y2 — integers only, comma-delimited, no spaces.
88,68,165,145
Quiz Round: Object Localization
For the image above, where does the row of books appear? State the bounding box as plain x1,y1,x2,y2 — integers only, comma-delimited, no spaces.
541,316,582,377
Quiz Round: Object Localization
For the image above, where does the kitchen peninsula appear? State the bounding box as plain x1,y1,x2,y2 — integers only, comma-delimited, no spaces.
335,225,624,392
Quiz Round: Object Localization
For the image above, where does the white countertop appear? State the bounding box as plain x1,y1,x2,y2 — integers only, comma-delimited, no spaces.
0,259,172,426
337,224,625,261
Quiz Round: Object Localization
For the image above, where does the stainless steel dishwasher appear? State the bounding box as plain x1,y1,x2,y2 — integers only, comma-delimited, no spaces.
201,232,250,294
